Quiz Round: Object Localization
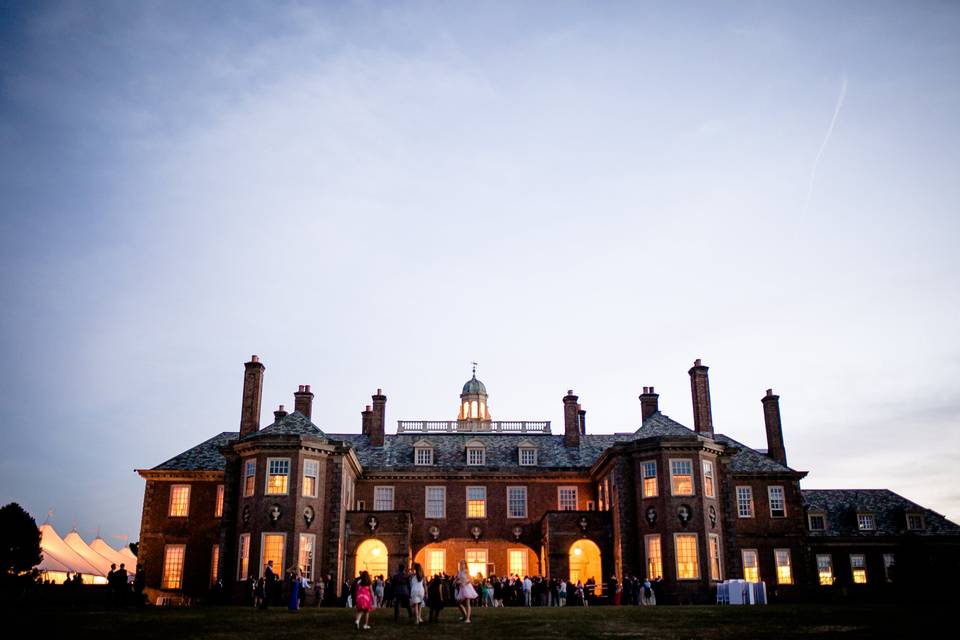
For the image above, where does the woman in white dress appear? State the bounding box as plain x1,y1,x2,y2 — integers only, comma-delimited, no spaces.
455,560,478,623
409,562,426,624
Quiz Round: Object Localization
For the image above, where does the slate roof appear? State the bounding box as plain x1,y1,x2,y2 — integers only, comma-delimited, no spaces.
331,432,625,471
803,489,960,537
241,411,326,440
151,431,238,471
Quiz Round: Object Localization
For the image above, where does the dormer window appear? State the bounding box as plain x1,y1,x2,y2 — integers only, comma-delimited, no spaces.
466,440,486,466
808,513,826,531
857,513,876,531
519,448,537,466
906,513,925,531
414,440,434,466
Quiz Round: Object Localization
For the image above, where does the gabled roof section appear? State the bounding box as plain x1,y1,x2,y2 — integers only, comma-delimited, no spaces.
633,412,698,439
151,431,238,471
803,489,960,537
242,411,325,440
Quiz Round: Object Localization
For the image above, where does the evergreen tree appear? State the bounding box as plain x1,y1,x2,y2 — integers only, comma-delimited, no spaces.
0,503,42,581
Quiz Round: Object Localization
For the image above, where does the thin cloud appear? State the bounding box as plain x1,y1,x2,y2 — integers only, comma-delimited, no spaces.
804,75,848,212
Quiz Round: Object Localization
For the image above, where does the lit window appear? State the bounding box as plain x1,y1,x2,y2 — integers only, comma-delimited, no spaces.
266,458,290,495
415,447,434,466
508,549,528,577
471,400,479,419
243,459,256,497
736,486,754,518
808,514,826,531
817,554,834,585
215,485,224,518
426,549,445,577
702,461,716,499
467,486,487,518
210,544,220,585
299,534,315,580
674,533,699,580
169,485,190,517
850,554,867,584
467,447,485,466
558,487,578,511
261,533,285,574
906,514,924,531
466,548,487,578
741,549,759,583
507,486,527,518
426,486,446,519
303,459,319,498
641,461,658,498
857,514,875,531
237,534,250,580
775,549,793,584
670,459,694,496
883,554,895,583
519,448,537,466
374,486,394,511
645,535,662,580
768,486,786,518
161,544,186,589
708,534,722,581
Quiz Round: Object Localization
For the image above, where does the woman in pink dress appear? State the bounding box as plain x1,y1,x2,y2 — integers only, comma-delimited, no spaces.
455,560,478,623
354,570,374,630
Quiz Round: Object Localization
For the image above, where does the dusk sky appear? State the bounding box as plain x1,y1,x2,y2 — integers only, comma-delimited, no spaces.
2,1,959,544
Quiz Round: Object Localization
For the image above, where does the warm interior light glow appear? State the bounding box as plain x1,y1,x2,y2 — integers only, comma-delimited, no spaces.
371,547,380,556
568,539,601,592
355,539,388,577
573,547,582,556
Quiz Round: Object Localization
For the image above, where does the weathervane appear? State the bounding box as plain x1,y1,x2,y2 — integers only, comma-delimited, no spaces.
472,361,478,377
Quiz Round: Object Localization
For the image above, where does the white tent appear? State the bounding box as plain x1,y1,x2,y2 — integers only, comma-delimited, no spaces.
119,546,138,566
64,530,114,576
90,537,135,571
37,523,107,584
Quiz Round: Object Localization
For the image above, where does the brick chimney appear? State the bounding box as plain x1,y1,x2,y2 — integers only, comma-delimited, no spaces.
563,390,580,447
640,386,659,422
577,404,587,435
274,404,288,421
361,405,373,436
688,359,714,437
294,385,314,419
370,389,386,447
239,355,265,438
762,389,787,466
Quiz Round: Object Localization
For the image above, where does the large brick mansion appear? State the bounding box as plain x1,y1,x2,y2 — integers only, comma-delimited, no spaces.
136,357,960,604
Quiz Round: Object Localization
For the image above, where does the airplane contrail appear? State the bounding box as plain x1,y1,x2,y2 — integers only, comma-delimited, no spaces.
804,76,848,212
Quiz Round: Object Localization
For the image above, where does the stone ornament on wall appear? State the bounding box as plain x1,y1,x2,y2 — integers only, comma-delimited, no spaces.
429,525,440,540
512,526,523,540
677,504,692,526
242,505,250,525
366,515,379,532
269,504,282,523
578,516,589,532
645,506,657,526
709,505,717,528
303,505,315,527
470,526,482,541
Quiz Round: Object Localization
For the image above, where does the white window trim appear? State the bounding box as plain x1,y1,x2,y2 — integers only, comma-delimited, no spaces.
768,485,786,518
259,532,287,576
702,460,716,498
466,485,487,519
669,458,696,497
857,513,876,531
243,458,256,497
906,513,925,531
507,547,529,577
466,446,486,466
736,486,754,518
507,486,528,519
237,533,251,581
264,457,291,496
708,533,723,582
641,460,658,498
374,486,395,511
302,458,320,498
644,534,663,580
673,532,700,580
298,533,316,581
774,548,793,585
414,446,434,466
519,447,538,466
425,485,446,519
808,512,826,531
741,548,759,583
168,484,191,518
557,486,578,511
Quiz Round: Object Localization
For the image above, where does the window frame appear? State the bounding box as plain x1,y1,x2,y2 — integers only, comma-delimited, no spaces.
243,458,256,497
850,553,867,584
299,533,316,581
557,486,578,511
883,554,895,583
702,460,716,499
641,460,658,498
237,533,251,581
669,458,695,496
857,513,876,531
414,447,434,466
774,548,793,585
506,486,528,519
466,446,486,466
741,549,759,583
708,533,723,581
168,484,191,518
816,554,834,586
466,486,487,519
644,534,663,580
906,513,925,531
373,486,395,511
768,485,786,518
808,513,826,531
265,457,291,496
214,484,224,518
425,486,446,519
519,447,537,466
210,543,220,586
259,532,286,575
673,532,700,580
736,486,754,518
508,548,528,577
161,544,186,590
302,459,320,498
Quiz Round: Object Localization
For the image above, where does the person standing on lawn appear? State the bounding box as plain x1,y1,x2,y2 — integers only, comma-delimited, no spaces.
455,560,477,623
354,571,374,630
409,562,426,624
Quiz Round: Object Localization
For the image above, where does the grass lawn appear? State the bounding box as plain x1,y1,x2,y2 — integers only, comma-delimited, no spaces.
23,603,950,639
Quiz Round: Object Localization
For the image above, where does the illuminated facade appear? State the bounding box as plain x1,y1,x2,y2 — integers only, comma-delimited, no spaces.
136,357,960,604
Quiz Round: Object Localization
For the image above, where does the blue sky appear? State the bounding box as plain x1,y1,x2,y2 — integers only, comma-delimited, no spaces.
1,1,959,542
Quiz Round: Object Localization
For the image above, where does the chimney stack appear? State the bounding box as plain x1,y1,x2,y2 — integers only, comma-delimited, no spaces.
563,390,580,447
274,404,288,421
688,359,714,437
361,404,373,436
239,355,265,438
294,384,314,419
639,386,659,422
577,404,587,435
762,389,788,466
370,389,386,447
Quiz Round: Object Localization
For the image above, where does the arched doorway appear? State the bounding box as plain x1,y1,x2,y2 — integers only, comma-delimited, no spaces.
355,538,388,578
568,539,602,592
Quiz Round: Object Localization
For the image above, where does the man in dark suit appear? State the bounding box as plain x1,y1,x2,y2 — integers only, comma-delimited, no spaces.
392,564,412,621
261,561,276,609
